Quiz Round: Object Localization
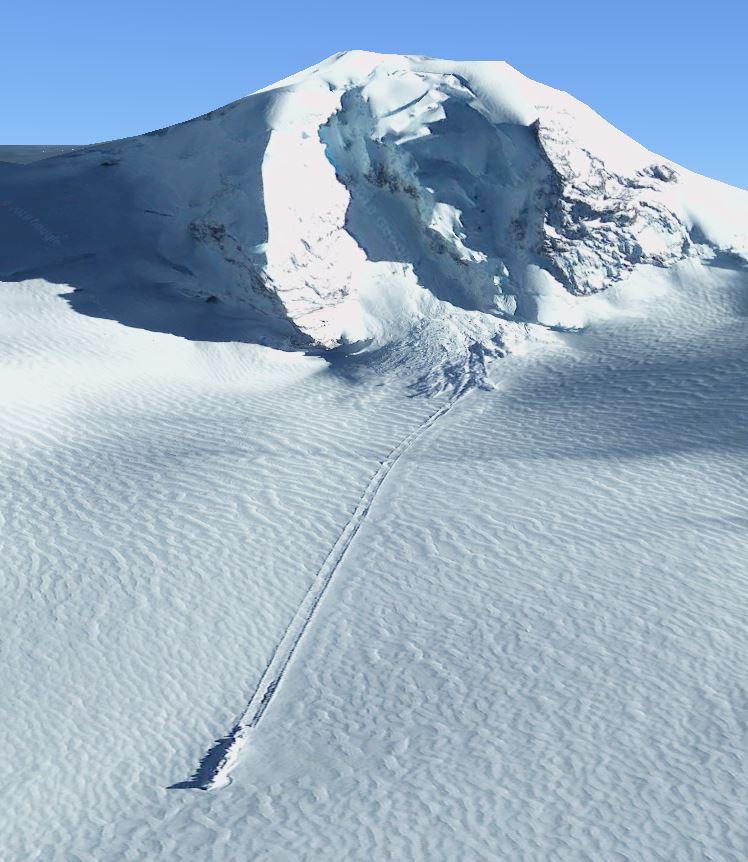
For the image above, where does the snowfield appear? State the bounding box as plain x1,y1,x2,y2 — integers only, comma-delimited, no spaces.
1,51,747,860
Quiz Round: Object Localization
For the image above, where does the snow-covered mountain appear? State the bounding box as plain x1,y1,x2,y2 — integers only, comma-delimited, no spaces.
2,51,746,378
2,54,748,862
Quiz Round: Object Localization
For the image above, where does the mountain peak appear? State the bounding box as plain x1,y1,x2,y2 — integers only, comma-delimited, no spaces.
1,56,746,388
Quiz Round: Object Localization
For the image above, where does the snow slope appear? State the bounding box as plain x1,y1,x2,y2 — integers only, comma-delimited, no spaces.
1,52,748,861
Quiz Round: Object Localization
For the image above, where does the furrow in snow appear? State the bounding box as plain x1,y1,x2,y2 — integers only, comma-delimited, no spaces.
174,389,464,791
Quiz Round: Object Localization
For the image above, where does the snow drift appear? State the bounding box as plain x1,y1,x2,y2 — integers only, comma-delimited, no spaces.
1,51,747,370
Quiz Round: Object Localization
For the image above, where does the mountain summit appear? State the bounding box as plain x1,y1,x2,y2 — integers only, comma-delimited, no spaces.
2,51,747,373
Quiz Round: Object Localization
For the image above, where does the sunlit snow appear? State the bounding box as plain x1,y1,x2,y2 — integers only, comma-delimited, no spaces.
1,51,747,861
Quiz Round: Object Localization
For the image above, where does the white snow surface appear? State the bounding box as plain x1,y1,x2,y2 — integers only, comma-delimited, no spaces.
1,52,748,860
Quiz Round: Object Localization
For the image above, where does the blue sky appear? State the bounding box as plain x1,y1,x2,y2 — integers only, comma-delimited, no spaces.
2,0,745,188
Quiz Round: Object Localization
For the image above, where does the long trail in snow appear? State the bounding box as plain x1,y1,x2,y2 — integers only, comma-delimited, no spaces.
171,387,467,791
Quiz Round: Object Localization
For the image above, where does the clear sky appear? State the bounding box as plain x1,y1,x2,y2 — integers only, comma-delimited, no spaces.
2,0,745,189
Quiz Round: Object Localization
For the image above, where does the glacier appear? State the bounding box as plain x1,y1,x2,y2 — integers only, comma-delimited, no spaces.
2,51,746,374
1,51,747,861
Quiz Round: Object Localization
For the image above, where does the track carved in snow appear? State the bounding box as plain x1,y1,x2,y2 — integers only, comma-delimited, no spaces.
172,390,463,791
